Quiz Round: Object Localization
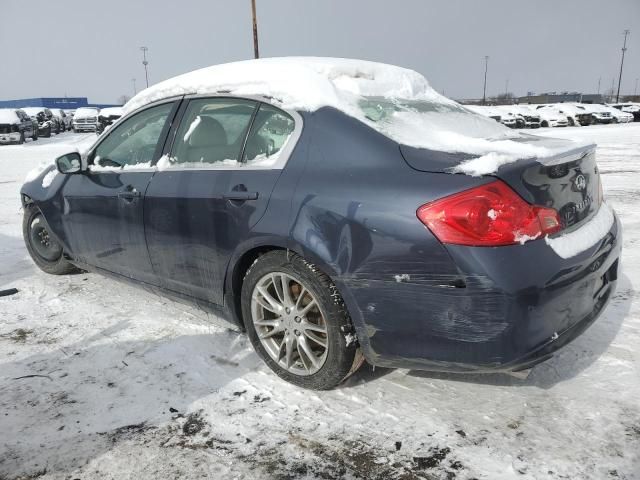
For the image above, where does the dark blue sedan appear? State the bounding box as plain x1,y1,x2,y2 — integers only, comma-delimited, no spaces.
20,59,621,389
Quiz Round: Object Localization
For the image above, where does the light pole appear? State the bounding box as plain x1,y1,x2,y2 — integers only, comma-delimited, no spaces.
251,0,259,59
140,46,149,88
597,77,601,95
132,78,137,96
635,78,639,97
616,30,630,103
482,56,489,105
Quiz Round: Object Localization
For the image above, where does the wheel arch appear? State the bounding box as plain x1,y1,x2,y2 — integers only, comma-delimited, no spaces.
224,241,346,330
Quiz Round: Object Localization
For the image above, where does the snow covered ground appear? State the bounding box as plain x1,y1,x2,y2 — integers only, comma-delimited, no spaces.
0,127,638,479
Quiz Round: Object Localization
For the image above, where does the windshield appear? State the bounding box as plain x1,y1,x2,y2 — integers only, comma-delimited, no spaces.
357,97,517,151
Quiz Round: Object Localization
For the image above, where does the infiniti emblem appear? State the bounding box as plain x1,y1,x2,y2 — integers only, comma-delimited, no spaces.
574,174,587,191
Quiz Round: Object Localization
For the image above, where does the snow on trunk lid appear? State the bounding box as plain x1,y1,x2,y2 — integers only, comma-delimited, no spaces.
497,146,602,233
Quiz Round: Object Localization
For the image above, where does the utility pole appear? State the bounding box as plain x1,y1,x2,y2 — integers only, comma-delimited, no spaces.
616,29,630,103
597,77,601,94
634,78,638,97
132,78,137,96
504,78,509,99
482,56,489,105
251,0,259,59
140,46,150,88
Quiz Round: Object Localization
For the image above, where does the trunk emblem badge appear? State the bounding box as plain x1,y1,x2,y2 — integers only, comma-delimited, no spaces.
574,174,587,191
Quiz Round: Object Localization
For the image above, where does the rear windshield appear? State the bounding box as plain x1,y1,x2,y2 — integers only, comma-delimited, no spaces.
357,97,517,149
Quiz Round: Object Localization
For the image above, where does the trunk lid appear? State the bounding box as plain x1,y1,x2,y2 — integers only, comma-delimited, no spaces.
400,135,601,233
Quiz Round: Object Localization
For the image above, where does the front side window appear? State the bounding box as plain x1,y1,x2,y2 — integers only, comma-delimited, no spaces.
164,98,257,168
92,102,173,169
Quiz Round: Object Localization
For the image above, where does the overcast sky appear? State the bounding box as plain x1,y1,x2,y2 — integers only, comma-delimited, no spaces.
2,0,639,103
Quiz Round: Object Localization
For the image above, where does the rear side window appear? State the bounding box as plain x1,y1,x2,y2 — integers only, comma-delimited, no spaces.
243,104,295,165
166,98,257,168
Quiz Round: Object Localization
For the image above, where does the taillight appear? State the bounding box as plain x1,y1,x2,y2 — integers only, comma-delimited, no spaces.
416,180,562,246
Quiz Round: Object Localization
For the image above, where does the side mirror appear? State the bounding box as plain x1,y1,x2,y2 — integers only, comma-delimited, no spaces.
56,152,84,174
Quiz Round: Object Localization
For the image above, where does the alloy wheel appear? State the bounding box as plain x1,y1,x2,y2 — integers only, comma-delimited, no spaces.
251,272,329,376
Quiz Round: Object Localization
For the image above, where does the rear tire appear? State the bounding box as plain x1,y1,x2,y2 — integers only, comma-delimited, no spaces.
241,251,360,389
541,120,549,128
23,204,79,275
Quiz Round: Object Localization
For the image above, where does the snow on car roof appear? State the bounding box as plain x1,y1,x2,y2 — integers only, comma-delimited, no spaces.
0,109,20,124
22,107,45,115
124,57,585,176
74,107,99,116
99,107,123,117
124,57,451,115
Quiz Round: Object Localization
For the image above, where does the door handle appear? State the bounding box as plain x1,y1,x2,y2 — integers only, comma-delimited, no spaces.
117,188,141,201
223,191,259,201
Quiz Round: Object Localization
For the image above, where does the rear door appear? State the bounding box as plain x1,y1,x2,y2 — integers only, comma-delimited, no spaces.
60,100,178,284
144,96,298,305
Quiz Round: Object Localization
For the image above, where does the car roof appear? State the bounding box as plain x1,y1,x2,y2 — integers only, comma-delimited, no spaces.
123,57,453,117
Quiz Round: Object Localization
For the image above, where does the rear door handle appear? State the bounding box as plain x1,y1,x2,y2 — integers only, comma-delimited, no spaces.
117,188,141,201
223,191,259,201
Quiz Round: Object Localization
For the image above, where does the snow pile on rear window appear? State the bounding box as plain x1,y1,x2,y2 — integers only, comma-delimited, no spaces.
124,57,580,175
0,109,20,124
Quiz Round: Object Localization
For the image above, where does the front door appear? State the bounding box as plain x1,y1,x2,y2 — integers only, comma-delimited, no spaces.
60,101,178,284
144,97,297,305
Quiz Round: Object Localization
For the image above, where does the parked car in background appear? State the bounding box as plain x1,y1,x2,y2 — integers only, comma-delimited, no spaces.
96,106,124,135
22,107,55,138
552,103,592,126
49,108,72,131
535,106,569,127
44,108,64,135
72,107,100,132
611,103,640,121
494,107,521,128
582,104,614,124
21,58,621,389
511,105,541,128
465,105,502,123
0,109,38,144
605,105,634,123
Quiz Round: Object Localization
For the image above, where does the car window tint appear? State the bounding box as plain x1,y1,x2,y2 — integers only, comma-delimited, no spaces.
165,98,256,168
92,102,173,169
243,104,295,165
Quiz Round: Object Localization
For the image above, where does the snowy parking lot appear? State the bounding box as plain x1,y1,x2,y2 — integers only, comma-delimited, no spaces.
0,127,639,479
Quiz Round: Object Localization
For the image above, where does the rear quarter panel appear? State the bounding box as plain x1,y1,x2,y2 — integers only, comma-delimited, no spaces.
284,108,496,365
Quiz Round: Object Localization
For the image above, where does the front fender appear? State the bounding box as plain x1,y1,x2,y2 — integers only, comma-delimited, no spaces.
20,166,72,252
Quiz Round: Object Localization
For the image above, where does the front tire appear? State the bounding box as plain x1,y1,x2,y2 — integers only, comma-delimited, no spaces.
241,251,359,389
23,204,79,275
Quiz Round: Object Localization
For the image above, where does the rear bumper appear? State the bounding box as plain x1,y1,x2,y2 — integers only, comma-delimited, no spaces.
342,209,621,373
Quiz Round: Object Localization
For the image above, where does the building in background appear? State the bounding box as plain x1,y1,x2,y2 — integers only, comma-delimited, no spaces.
0,97,121,109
